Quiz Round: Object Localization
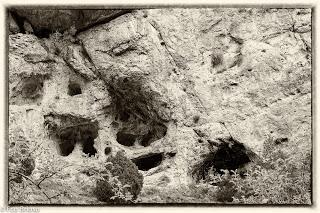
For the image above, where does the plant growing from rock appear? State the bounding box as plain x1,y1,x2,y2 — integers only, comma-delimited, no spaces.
8,133,76,204
93,151,143,204
206,136,311,204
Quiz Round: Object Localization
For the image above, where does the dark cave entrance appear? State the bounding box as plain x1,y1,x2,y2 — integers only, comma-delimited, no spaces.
81,131,97,157
68,82,82,96
192,137,253,180
132,153,164,171
213,141,251,172
115,123,167,147
34,28,52,38
140,123,167,147
110,76,168,148
57,124,98,157
116,132,138,147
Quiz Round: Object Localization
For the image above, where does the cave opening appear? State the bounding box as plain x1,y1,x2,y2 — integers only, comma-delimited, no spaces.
110,76,168,148
116,131,138,146
68,82,82,96
82,132,97,157
132,153,164,171
57,124,98,157
115,122,167,147
192,137,252,180
140,123,167,147
34,28,52,38
59,129,77,156
23,83,38,97
21,77,43,99
140,131,153,147
213,140,251,173
11,75,45,105
104,147,112,155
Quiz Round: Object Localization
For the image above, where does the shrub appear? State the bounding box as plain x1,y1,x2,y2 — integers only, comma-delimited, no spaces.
207,136,311,204
215,177,237,203
94,152,143,203
9,137,35,183
94,174,128,204
191,136,252,181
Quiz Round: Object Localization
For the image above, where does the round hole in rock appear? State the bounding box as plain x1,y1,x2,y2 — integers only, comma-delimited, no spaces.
116,131,137,146
20,77,43,99
23,83,38,97
68,82,82,96
193,115,200,123
104,147,112,155
198,138,204,143
132,153,164,171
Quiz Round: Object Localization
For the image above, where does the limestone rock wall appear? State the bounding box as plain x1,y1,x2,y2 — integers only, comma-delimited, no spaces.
8,8,311,204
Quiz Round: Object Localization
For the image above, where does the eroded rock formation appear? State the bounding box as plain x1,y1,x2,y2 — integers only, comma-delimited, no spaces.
8,8,311,204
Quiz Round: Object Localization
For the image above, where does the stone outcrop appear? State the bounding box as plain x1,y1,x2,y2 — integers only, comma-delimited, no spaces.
8,8,311,204
9,8,131,37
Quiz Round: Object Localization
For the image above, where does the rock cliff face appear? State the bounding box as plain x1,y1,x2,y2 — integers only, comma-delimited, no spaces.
8,8,311,204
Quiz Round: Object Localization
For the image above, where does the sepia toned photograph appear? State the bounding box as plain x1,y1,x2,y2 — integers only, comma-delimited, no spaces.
7,6,312,205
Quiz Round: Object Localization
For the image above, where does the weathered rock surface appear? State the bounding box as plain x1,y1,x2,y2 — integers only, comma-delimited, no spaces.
8,8,311,204
10,8,130,37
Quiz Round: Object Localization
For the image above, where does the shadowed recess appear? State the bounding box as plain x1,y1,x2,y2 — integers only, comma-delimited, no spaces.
132,153,164,171
115,123,167,147
140,123,167,147
58,124,98,157
44,114,99,157
192,137,253,180
68,82,82,96
116,132,138,147
10,75,45,105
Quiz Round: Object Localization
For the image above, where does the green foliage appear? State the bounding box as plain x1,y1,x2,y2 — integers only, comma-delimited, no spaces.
94,152,143,204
